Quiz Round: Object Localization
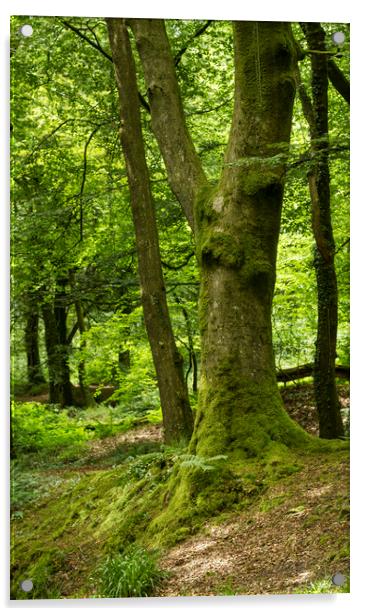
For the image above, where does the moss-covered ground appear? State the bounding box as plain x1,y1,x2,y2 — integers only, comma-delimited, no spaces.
10,385,349,599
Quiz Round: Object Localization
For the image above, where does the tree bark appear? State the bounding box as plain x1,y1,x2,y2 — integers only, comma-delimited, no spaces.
301,23,344,439
106,18,194,444
129,18,208,233
188,22,310,457
24,305,45,387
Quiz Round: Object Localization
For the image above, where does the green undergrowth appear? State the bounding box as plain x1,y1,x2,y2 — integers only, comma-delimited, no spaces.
10,426,349,599
295,576,350,594
11,401,162,462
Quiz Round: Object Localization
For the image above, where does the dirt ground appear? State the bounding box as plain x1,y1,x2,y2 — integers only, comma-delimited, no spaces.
157,453,349,596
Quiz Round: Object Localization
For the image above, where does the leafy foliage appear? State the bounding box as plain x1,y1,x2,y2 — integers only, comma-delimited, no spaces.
11,402,88,454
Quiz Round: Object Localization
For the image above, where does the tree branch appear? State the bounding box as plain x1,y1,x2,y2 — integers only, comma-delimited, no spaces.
161,252,195,270
328,59,350,104
299,22,350,105
66,321,80,345
61,19,112,61
24,118,75,163
60,19,150,113
78,124,105,241
334,237,350,255
174,20,212,67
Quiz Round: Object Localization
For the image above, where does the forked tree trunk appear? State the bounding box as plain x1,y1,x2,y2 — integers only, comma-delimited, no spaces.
189,22,309,457
130,19,311,457
107,18,194,444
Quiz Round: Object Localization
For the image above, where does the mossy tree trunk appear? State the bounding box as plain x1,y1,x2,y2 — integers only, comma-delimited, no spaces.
107,18,194,444
189,22,308,457
300,23,344,439
129,20,311,458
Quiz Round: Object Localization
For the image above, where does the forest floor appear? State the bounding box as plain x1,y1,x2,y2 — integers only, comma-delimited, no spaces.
11,383,350,598
158,451,349,596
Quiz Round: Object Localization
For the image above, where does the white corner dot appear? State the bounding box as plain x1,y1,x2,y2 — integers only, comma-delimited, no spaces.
332,31,345,46
20,579,33,592
20,24,33,37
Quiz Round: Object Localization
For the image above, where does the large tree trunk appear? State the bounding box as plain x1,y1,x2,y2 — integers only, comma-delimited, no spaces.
189,22,309,457
24,305,45,387
107,18,194,444
130,20,311,457
301,23,344,439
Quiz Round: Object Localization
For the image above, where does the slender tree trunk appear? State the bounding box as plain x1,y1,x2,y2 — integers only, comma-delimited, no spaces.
301,23,344,438
107,18,194,444
189,22,309,457
69,269,96,407
42,282,73,407
42,301,62,403
54,279,73,406
24,306,45,387
174,294,198,393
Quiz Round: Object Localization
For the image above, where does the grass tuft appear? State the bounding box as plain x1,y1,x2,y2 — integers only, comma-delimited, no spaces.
95,546,167,598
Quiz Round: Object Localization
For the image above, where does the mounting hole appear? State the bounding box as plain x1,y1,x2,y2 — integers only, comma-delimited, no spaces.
20,579,33,592
20,24,33,37
332,572,346,587
332,31,345,46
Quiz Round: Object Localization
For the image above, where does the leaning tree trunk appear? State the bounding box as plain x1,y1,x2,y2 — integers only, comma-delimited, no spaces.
301,23,344,439
189,22,310,457
107,18,194,444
